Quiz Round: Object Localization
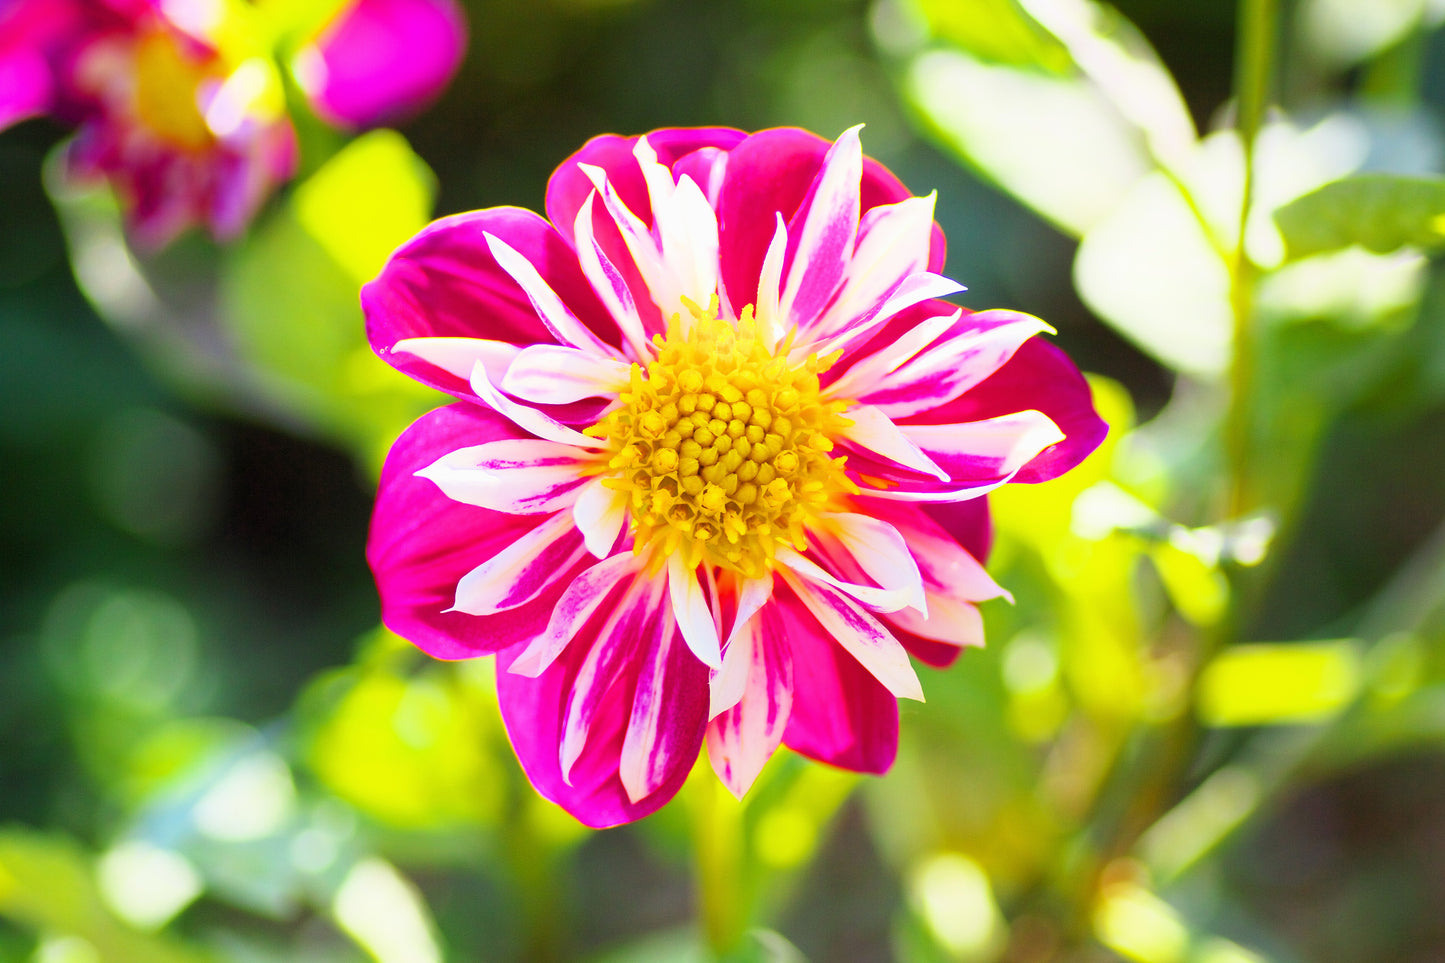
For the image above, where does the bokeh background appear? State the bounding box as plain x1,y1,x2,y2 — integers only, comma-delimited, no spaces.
4,0,1445,960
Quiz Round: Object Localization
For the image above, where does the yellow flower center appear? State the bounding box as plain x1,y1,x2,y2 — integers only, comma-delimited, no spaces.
134,29,215,151
588,299,857,578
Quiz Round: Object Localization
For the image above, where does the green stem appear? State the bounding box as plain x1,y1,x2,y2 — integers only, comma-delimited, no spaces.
690,768,746,958
1225,0,1279,520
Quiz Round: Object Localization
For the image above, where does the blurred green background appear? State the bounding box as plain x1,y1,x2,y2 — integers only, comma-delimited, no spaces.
4,0,1445,960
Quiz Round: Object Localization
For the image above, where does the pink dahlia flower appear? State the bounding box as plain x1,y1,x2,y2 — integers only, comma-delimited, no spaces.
0,0,466,248
364,126,1107,827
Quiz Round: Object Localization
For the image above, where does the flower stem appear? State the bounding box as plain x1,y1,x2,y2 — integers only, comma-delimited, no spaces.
689,766,746,958
1225,0,1279,520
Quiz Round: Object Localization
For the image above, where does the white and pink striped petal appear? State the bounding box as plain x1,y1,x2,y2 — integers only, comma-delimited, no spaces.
782,569,924,702
416,438,595,514
501,344,632,404
451,511,586,615
707,614,793,799
510,551,646,677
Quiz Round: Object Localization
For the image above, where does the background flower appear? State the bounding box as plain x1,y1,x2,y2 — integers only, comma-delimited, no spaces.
0,0,466,246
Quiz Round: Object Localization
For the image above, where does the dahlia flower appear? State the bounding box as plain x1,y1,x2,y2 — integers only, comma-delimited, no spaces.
0,0,466,247
364,126,1106,827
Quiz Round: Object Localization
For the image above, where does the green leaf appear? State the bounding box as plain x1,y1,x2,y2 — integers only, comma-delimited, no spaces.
293,129,437,286
907,0,1071,69
220,130,444,465
0,829,214,963
1197,642,1363,727
1275,174,1445,261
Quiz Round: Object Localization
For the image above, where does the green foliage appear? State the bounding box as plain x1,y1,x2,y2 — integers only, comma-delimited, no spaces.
1275,174,1445,260
221,130,445,469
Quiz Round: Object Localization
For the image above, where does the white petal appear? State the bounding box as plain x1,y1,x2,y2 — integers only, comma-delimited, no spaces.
508,552,644,677
836,405,948,480
782,568,924,701
779,125,863,329
452,512,583,615
823,310,960,401
574,192,652,359
775,547,915,614
810,193,936,341
483,231,618,358
817,512,927,615
469,359,605,449
751,214,788,352
392,336,518,385
416,438,593,514
572,476,628,559
668,553,722,669
501,344,631,404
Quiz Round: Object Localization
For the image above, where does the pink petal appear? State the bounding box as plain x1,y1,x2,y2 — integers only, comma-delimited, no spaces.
368,404,587,659
0,47,51,129
452,510,588,615
718,127,945,319
363,207,618,396
776,588,900,774
416,437,594,514
903,411,1065,486
706,605,793,799
545,129,747,250
815,511,928,613
495,603,707,828
852,310,1054,419
509,551,645,677
621,609,707,803
780,570,923,701
778,125,863,330
484,230,620,357
297,0,466,130
573,192,652,358
906,338,1108,484
835,405,947,480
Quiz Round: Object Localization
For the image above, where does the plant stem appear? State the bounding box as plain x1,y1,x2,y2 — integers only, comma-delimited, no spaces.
690,767,746,958
1225,0,1279,520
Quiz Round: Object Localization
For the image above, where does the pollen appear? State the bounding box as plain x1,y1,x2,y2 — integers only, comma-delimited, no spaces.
587,298,856,577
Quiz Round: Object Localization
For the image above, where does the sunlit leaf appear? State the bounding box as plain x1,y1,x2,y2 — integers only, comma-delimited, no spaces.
1149,542,1229,627
1298,0,1443,68
1275,174,1445,261
906,48,1151,236
1197,642,1362,727
0,830,213,963
293,129,437,285
906,0,1071,68
305,667,503,829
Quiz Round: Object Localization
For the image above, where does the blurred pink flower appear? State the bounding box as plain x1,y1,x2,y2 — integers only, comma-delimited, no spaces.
363,126,1107,827
0,0,466,247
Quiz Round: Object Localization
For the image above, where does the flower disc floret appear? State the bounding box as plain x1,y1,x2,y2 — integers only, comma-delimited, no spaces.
587,298,857,578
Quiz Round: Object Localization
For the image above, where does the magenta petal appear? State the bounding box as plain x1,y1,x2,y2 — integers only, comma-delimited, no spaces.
906,338,1107,484
368,403,586,659
363,208,618,396
0,47,51,128
496,602,708,828
776,588,899,774
719,127,945,314
544,128,747,241
301,0,466,129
